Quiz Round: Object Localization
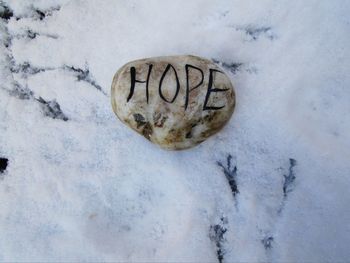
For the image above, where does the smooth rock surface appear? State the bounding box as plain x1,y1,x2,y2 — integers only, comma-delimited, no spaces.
111,55,235,150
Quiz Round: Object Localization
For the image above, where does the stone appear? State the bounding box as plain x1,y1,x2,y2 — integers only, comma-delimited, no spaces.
111,55,235,150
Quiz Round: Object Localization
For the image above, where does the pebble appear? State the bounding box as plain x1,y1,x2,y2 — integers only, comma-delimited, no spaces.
111,55,235,150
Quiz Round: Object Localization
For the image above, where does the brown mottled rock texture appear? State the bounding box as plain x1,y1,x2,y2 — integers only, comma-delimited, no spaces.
111,55,235,150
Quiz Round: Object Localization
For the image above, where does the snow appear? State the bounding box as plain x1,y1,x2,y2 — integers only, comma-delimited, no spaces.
0,0,350,261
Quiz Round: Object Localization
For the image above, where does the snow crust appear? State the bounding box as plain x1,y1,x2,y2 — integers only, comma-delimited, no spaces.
0,0,349,261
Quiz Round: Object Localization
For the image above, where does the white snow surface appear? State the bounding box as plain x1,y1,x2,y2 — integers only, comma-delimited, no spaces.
0,0,350,262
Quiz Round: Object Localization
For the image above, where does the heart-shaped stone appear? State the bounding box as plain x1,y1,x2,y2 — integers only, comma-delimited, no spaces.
111,55,235,150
